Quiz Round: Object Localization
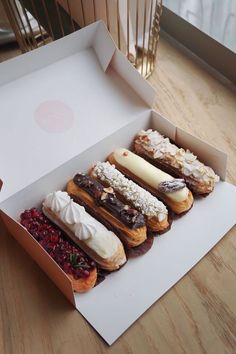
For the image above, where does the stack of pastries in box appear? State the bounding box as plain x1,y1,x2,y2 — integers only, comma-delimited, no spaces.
20,128,219,293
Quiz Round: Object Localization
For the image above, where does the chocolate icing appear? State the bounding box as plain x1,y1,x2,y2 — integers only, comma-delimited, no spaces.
158,179,186,193
73,173,145,229
125,235,154,258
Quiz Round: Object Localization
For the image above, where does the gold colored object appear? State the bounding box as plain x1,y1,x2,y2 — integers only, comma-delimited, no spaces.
2,0,162,78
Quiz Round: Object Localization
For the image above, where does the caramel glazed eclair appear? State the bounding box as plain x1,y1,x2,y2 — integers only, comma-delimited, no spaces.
91,162,170,234
42,191,126,271
134,129,219,195
67,174,147,248
108,149,194,215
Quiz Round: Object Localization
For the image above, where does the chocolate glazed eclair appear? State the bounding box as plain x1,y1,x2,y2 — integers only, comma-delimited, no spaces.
67,174,147,248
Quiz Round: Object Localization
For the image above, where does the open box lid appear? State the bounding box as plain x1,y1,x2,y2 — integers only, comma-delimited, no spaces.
0,21,155,203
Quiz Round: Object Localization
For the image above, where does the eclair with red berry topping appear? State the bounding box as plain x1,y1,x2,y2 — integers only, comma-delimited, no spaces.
67,173,147,248
108,149,193,215
42,191,127,271
90,162,170,234
20,208,97,293
134,129,219,195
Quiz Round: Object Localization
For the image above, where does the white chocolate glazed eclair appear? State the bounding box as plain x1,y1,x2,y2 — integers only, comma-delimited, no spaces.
134,129,219,195
42,191,126,271
108,149,194,214
90,162,170,233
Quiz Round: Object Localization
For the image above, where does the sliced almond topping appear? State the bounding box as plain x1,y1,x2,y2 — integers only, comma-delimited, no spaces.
101,192,108,200
103,187,114,194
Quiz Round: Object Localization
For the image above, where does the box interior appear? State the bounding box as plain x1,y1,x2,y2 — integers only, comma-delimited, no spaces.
1,113,236,345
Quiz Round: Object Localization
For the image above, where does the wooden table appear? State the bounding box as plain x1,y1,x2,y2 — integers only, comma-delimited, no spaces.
0,35,235,354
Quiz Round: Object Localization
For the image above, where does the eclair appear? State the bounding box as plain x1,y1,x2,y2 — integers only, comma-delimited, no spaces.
90,162,170,233
42,191,127,271
134,129,219,195
108,149,193,215
67,174,147,248
20,208,97,293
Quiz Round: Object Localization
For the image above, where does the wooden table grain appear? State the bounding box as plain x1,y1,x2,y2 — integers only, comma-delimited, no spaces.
0,35,235,354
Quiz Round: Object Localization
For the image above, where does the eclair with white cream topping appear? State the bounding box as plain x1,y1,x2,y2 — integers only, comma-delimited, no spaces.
42,191,126,271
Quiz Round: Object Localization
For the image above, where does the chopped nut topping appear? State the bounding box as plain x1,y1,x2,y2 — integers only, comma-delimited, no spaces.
103,187,114,194
101,192,108,200
136,130,219,185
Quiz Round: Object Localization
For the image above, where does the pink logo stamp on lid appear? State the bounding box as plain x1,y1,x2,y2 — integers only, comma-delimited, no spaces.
35,100,74,133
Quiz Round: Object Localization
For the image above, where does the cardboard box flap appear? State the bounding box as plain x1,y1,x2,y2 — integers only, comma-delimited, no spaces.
176,128,227,180
0,211,75,306
0,22,153,203
111,49,155,107
92,22,116,72
0,22,100,86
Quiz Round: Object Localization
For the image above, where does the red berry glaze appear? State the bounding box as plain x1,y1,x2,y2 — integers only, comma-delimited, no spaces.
20,208,96,280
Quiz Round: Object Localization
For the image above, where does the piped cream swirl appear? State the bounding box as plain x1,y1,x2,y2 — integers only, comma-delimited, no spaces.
60,200,86,224
75,222,96,240
44,191,70,212
43,191,121,259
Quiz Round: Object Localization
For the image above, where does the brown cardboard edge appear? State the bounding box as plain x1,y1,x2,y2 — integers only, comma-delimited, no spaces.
0,210,75,306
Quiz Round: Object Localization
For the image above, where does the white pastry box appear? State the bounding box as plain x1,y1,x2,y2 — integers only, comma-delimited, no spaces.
0,21,235,345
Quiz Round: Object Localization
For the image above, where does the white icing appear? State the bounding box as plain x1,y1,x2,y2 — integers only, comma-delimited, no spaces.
75,222,120,259
113,148,189,202
75,222,96,240
43,191,70,212
44,191,121,259
136,130,219,185
60,200,86,224
92,161,168,222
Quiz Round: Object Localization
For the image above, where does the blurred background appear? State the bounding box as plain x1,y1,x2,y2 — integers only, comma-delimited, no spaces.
163,0,236,53
0,0,235,81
